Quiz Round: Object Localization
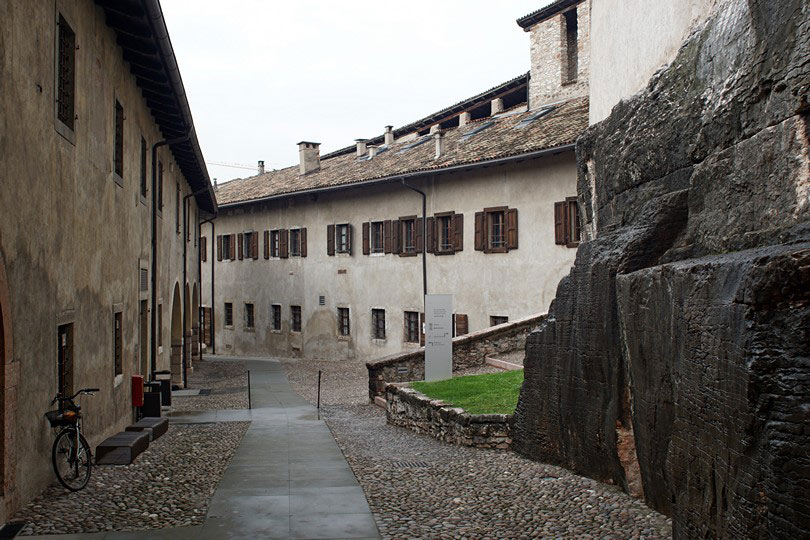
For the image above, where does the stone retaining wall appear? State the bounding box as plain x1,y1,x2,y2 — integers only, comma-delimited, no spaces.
366,313,544,400
385,384,512,449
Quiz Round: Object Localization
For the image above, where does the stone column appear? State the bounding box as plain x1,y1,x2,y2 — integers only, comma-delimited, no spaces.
170,339,182,386
184,330,192,380
191,325,200,371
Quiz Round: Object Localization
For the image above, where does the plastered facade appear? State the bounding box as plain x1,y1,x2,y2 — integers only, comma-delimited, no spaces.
203,153,578,361
0,0,203,519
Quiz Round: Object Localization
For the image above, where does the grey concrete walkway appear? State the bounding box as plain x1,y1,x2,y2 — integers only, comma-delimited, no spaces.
25,357,380,540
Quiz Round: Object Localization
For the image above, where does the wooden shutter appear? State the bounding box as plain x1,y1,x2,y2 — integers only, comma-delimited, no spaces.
229,234,236,260
383,220,392,254
415,218,424,253
474,211,484,251
327,224,335,256
455,313,468,335
280,229,289,258
554,202,566,245
506,208,518,250
251,232,258,259
453,213,463,252
347,224,354,255
420,312,425,346
426,217,435,253
237,233,244,260
392,220,400,254
264,230,270,259
362,222,370,255
217,235,222,261
301,227,307,257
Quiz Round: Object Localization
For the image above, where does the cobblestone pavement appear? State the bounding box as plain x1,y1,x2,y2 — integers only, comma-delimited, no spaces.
172,359,248,411
282,357,370,406
15,421,249,536
283,359,672,539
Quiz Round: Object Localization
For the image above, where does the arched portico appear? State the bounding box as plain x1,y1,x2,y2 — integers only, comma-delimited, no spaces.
170,283,183,386
191,283,200,371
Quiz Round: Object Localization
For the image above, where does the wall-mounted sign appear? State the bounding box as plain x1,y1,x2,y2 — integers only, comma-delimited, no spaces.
425,294,452,381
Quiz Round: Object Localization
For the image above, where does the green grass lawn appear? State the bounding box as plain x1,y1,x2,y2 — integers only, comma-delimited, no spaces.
410,370,524,414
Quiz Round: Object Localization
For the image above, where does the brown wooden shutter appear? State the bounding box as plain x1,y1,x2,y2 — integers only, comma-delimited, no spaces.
362,222,370,255
383,220,392,254
453,213,463,252
455,313,468,335
415,218,424,253
347,224,354,255
264,230,270,259
251,232,259,259
392,220,400,254
474,212,484,251
327,224,335,256
229,234,236,259
506,208,518,250
217,235,222,261
420,312,425,346
237,233,244,260
280,229,289,258
554,201,566,245
301,227,307,257
426,217,436,253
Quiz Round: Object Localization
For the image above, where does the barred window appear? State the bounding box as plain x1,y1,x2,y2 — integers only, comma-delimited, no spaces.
404,311,419,343
114,100,124,177
57,15,75,130
338,307,350,337
224,302,233,327
271,304,281,331
372,309,386,340
244,303,254,329
291,306,302,332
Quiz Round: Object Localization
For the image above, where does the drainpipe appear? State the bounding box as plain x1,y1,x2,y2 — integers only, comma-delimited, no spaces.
151,133,190,382
199,217,217,355
401,178,428,300
183,187,212,388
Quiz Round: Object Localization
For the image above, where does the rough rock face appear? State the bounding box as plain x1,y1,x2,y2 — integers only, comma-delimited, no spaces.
512,0,809,538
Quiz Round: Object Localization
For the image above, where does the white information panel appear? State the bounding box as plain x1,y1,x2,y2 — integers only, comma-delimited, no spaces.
424,294,453,381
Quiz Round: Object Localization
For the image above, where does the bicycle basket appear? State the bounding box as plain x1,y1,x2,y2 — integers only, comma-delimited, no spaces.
45,409,76,428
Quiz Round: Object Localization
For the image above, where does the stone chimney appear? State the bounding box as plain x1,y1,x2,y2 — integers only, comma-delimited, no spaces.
213,178,218,191
258,160,265,175
491,98,504,115
429,124,441,134
368,145,378,159
434,131,445,160
459,112,471,126
355,139,368,157
384,126,394,146
298,141,320,175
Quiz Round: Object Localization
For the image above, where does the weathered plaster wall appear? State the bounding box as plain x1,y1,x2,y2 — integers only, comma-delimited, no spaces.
588,0,721,124
203,155,575,361
513,0,809,537
0,0,202,519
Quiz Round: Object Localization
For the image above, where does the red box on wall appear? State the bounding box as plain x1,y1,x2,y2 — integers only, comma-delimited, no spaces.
131,375,144,407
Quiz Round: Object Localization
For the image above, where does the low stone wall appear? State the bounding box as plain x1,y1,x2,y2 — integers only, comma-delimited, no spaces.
385,384,512,449
367,313,545,399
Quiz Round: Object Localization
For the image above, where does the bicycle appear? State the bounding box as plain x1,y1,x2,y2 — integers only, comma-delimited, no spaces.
44,388,99,491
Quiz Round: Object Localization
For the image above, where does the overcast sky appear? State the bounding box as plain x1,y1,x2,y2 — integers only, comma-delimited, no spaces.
160,1,545,184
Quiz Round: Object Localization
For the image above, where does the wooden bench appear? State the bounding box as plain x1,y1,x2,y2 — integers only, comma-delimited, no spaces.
125,417,169,441
95,431,150,465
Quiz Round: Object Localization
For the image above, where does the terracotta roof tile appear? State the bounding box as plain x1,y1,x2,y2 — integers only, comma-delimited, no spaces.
217,96,588,206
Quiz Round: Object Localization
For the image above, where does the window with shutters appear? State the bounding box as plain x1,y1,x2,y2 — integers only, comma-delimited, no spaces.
371,222,384,254
400,218,416,255
433,212,463,254
372,309,386,340
222,235,232,261
291,306,302,333
114,100,124,180
490,211,505,249
337,307,350,337
113,310,123,377
175,183,181,233
56,15,76,132
554,197,581,248
438,215,453,252
490,315,508,326
289,228,303,257
242,232,254,260
404,311,420,343
453,313,469,336
157,161,164,212
476,207,518,253
140,137,148,199
270,230,280,257
271,304,282,331
335,224,350,253
224,302,233,327
244,303,255,330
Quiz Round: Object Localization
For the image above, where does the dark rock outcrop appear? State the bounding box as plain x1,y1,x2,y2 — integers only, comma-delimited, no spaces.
513,0,809,537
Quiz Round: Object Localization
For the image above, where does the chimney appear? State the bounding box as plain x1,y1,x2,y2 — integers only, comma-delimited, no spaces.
297,141,320,175
258,160,265,175
368,145,378,159
429,124,441,134
355,139,368,157
459,112,471,126
434,131,445,160
491,98,504,115
384,125,394,146
213,178,218,191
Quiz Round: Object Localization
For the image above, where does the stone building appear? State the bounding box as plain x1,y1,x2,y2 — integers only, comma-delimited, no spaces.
0,0,215,519
202,2,591,361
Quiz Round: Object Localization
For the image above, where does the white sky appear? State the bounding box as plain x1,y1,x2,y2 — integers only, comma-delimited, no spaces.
160,1,545,184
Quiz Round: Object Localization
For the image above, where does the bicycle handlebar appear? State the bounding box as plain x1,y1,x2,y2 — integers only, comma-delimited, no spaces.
51,388,99,405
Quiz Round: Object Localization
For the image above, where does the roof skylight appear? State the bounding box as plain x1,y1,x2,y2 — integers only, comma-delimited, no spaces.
460,121,495,141
396,135,431,154
515,106,557,128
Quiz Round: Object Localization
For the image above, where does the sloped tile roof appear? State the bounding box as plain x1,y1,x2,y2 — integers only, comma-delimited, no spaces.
217,96,588,207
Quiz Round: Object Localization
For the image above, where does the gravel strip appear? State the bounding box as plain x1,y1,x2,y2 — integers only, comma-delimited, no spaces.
15,421,249,535
282,358,370,406
173,359,248,411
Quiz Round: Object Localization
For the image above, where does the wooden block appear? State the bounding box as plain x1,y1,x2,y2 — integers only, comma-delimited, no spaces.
95,431,150,465
126,417,169,441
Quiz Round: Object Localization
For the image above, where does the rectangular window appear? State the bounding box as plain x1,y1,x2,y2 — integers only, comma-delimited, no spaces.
554,197,581,247
271,304,281,331
140,137,148,198
401,218,416,254
371,222,384,253
175,183,181,233
113,310,123,376
338,307,350,337
372,309,386,340
490,315,508,326
57,323,74,398
56,15,75,130
489,211,505,249
222,235,232,260
476,207,517,253
336,224,350,253
224,302,233,327
157,304,163,347
201,236,207,262
438,215,453,252
404,311,420,343
114,100,124,178
270,230,280,257
243,231,253,259
290,228,301,257
563,9,578,84
158,161,164,211
244,303,254,329
291,305,302,332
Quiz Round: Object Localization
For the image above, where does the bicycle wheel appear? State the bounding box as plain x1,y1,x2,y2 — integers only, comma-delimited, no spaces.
52,428,92,491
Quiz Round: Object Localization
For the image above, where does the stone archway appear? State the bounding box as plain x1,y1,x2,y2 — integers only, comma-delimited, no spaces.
183,283,191,385
170,283,183,386
191,283,200,371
